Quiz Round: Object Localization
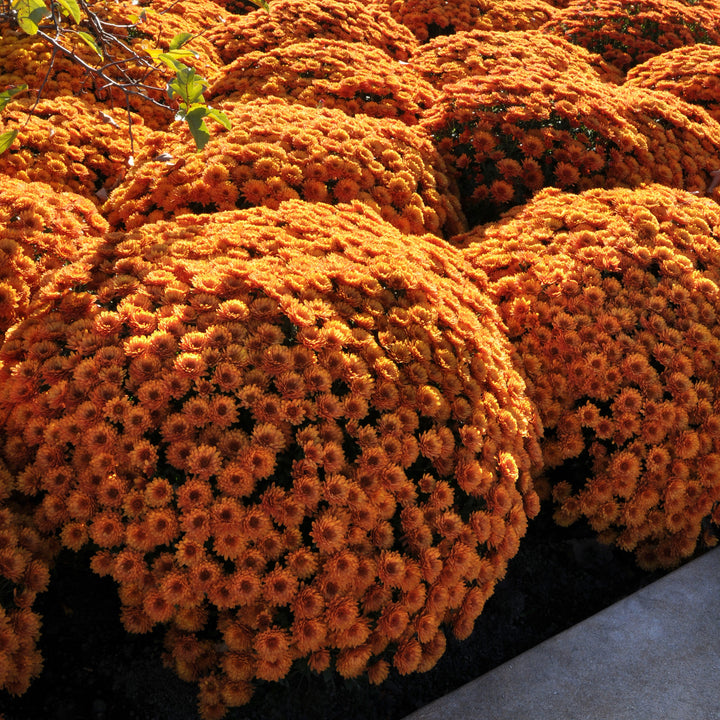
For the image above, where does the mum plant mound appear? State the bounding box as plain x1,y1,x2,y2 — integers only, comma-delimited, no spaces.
205,0,418,65
409,29,624,89
539,0,720,73
0,200,542,719
0,179,108,341
458,184,720,571
209,0,261,13
135,0,232,33
0,458,55,696
0,96,150,203
97,0,225,73
421,68,720,226
625,44,720,124
103,99,466,237
206,39,438,125
371,0,558,43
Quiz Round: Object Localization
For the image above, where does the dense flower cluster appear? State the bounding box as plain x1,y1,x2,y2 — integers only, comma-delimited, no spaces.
371,0,558,43
209,0,260,13
207,39,439,124
0,27,180,127
0,179,107,342
101,0,224,71
625,44,720,124
0,200,541,718
5,0,720,712
540,0,720,72
422,67,720,225
134,0,232,32
103,99,466,237
372,0,556,43
0,23,86,100
409,29,624,89
0,467,54,696
205,0,418,64
83,0,225,129
0,1,224,130
0,96,149,203
458,184,720,570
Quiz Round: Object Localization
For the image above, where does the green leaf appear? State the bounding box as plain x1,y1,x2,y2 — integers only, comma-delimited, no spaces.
0,84,28,112
154,52,185,72
167,65,207,105
12,0,50,34
0,130,19,155
55,0,81,23
185,105,210,150
75,30,104,59
164,47,198,61
206,107,231,131
169,32,194,51
249,0,269,9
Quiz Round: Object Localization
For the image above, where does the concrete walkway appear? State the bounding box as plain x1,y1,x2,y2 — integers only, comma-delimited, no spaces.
403,546,720,720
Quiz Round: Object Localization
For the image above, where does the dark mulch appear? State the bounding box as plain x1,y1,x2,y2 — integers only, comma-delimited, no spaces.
0,504,671,720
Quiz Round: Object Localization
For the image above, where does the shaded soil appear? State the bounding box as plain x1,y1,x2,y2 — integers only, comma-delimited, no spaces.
0,504,671,720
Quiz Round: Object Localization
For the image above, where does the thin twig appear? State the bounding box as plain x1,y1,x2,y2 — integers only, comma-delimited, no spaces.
34,29,171,109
